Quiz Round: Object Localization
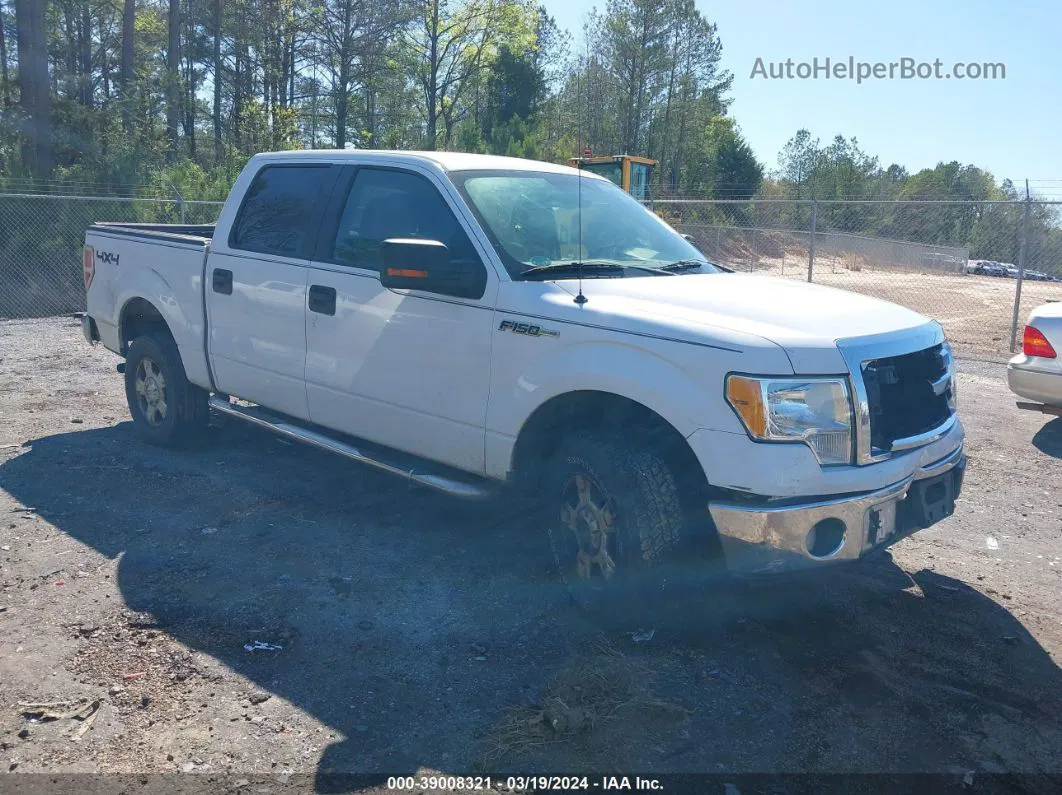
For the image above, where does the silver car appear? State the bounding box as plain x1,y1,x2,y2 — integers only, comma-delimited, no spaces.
1009,302,1062,415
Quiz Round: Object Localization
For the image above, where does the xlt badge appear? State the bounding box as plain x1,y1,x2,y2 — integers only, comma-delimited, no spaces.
499,319,559,338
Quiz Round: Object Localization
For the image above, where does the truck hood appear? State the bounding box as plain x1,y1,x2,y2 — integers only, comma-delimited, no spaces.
552,272,934,372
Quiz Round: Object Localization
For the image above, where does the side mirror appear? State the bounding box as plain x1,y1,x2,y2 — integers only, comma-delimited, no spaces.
380,238,485,300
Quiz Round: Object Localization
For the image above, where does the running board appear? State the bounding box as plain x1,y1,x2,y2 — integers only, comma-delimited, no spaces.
207,396,495,500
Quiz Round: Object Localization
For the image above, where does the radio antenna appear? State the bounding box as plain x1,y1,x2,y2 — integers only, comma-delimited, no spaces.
574,156,587,305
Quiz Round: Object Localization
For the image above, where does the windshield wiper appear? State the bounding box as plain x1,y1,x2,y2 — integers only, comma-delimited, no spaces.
520,261,621,279
661,258,734,274
520,261,673,279
658,258,711,272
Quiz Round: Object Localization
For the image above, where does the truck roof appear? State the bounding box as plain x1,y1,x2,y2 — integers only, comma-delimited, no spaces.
250,149,583,176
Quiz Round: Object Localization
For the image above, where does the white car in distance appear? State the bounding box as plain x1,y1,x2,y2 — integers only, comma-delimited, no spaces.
1009,302,1062,416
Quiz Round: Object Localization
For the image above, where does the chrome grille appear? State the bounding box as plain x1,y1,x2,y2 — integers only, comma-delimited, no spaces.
862,343,954,454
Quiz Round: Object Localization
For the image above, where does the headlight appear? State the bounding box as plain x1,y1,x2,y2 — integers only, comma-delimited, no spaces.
942,341,958,411
726,375,853,465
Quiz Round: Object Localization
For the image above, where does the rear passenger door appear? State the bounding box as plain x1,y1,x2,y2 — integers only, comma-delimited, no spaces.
304,165,497,474
207,163,339,420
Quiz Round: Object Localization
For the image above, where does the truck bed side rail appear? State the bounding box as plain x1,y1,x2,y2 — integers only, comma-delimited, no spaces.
91,222,215,245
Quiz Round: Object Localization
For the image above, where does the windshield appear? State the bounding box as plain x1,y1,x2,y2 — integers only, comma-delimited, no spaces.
450,170,718,280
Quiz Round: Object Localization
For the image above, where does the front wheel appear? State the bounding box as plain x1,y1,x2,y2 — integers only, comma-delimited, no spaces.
124,334,208,447
545,431,687,612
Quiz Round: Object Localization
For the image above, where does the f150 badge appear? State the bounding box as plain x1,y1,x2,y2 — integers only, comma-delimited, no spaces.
499,319,559,338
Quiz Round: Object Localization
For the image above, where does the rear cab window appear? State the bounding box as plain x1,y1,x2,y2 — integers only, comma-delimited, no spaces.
230,164,335,256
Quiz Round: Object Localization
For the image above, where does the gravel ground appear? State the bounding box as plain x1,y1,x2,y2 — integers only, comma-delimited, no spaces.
1,317,1061,793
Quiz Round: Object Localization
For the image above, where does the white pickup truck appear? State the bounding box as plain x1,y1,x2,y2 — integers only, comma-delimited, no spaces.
81,150,965,590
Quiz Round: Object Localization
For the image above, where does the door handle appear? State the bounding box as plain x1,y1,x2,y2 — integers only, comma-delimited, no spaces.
308,284,337,316
212,268,233,295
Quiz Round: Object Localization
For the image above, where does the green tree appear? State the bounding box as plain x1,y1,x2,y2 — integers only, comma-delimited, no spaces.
777,129,819,199
14,0,53,176
710,120,761,199
408,0,535,150
317,0,408,149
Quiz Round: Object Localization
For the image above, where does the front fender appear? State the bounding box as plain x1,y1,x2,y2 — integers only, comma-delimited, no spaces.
485,338,755,479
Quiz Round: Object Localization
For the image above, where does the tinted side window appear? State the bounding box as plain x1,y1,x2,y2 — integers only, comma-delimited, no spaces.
231,165,332,255
332,168,478,272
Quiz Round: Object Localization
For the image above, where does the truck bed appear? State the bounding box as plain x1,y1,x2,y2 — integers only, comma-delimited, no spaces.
85,222,215,391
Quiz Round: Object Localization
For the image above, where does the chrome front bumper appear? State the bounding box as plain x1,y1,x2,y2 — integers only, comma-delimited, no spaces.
707,444,966,574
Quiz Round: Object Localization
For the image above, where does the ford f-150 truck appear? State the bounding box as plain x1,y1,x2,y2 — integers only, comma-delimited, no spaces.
81,150,965,591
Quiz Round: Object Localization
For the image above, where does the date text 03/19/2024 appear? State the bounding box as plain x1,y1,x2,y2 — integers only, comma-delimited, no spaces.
385,776,664,791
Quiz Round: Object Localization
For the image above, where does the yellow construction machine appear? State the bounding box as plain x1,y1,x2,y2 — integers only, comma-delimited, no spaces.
566,154,657,201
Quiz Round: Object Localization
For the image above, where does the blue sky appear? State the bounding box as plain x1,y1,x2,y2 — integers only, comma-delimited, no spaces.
539,0,1062,197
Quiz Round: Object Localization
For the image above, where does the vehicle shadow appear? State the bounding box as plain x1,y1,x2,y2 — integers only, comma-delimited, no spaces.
2,422,1061,788
1031,417,1062,459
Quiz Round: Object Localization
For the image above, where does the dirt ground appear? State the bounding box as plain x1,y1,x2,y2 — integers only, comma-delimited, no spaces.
1,317,1062,793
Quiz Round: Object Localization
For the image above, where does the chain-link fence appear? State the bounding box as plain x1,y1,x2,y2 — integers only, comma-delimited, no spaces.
3,192,1061,357
0,193,223,319
655,198,1062,357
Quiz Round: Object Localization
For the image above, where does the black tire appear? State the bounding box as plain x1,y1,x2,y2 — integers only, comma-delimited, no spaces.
544,430,686,614
124,333,209,447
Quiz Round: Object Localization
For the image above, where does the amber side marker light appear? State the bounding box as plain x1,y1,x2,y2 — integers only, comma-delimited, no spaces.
725,375,768,437
386,268,428,279
1023,325,1057,358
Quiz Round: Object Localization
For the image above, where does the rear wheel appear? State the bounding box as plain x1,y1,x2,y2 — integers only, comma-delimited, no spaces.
124,334,208,447
545,431,686,613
